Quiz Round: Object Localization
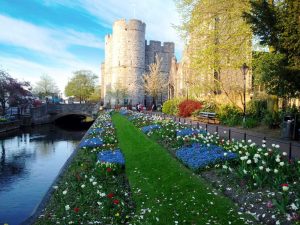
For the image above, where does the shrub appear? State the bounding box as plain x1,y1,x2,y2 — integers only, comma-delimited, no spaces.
247,99,267,119
178,100,202,117
263,111,281,128
162,98,181,115
242,117,259,128
217,105,242,126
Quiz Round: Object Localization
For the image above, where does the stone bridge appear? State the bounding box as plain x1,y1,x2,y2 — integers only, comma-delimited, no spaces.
31,103,98,125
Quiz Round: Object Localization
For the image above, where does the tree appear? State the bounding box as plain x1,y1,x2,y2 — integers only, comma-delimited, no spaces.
33,74,59,98
244,0,300,66
253,52,300,98
244,0,300,100
0,69,31,115
65,70,97,103
176,0,253,108
142,55,168,105
88,85,101,103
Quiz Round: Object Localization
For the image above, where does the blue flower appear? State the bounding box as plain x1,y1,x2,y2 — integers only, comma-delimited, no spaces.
79,137,103,148
176,143,237,170
176,128,206,137
120,110,128,115
97,149,125,165
141,124,161,133
88,128,104,135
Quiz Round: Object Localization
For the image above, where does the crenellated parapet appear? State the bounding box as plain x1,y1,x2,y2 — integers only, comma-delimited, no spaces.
101,19,175,107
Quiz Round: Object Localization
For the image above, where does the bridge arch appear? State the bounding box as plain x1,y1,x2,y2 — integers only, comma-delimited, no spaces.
31,103,97,125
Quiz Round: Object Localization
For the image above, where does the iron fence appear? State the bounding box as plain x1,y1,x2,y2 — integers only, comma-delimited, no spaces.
147,112,300,160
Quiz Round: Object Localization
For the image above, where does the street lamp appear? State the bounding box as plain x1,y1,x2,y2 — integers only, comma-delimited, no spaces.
241,63,249,123
185,80,190,100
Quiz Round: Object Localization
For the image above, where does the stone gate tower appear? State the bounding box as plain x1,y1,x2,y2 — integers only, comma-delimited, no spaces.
101,19,175,107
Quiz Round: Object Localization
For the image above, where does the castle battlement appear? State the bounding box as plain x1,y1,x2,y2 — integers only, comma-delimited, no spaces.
146,40,175,53
113,19,146,32
101,19,175,107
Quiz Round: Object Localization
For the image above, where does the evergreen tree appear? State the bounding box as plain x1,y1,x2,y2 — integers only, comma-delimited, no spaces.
244,0,300,98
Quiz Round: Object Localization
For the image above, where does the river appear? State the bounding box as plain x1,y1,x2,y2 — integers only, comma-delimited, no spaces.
0,123,88,225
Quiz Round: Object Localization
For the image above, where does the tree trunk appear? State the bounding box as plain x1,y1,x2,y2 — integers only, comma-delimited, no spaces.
1,101,5,116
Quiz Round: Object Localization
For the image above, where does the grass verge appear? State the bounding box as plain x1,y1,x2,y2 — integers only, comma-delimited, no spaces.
112,113,256,225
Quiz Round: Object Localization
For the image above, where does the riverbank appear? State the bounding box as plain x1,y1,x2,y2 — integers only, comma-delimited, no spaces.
0,123,86,225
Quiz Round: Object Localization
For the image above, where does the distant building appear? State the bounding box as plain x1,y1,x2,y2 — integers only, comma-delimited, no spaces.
101,19,175,107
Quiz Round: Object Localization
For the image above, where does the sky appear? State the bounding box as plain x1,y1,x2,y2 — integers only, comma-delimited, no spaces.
0,0,183,95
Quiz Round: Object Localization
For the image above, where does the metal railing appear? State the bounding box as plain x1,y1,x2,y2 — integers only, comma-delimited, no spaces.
147,112,300,160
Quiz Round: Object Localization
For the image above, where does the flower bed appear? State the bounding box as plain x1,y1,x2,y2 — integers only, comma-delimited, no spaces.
125,111,300,224
34,112,134,225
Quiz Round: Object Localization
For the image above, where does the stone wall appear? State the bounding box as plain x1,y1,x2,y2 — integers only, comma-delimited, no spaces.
101,19,175,107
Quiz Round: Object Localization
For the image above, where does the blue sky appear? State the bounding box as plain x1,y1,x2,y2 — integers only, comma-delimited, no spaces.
0,0,183,93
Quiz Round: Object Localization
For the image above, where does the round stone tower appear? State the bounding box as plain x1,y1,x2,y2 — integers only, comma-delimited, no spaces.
109,19,146,106
126,19,146,105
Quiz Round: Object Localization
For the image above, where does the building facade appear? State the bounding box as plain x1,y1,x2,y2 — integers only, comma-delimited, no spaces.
101,19,175,107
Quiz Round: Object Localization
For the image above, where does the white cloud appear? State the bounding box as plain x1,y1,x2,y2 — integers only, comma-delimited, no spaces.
0,14,103,57
0,14,102,93
44,0,184,58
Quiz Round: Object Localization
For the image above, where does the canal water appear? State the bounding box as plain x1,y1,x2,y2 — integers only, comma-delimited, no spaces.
0,123,88,225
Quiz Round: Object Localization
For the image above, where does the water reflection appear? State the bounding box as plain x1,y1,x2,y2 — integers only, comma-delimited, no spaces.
0,124,87,225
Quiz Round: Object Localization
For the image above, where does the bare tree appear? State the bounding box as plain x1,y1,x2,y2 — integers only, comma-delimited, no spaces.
33,74,59,98
142,55,168,105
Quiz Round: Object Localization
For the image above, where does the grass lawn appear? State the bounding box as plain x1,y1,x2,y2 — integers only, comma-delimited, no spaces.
112,113,256,225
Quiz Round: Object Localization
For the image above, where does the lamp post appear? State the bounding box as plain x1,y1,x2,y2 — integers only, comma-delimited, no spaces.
185,80,190,100
241,63,249,123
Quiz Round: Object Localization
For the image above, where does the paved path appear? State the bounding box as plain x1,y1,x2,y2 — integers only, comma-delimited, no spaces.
145,111,300,159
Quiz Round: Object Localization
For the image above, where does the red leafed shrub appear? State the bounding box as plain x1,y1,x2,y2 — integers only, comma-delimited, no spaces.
178,100,202,117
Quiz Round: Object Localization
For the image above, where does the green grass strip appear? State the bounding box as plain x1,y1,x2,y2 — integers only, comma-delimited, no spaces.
112,113,255,225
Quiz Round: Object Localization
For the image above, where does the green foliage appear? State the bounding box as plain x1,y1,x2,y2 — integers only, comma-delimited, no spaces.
243,0,279,50
263,111,281,128
65,70,97,103
162,98,181,115
88,85,101,103
242,117,259,128
245,0,300,98
176,0,252,102
253,52,300,98
217,105,242,126
245,0,300,67
247,98,267,119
